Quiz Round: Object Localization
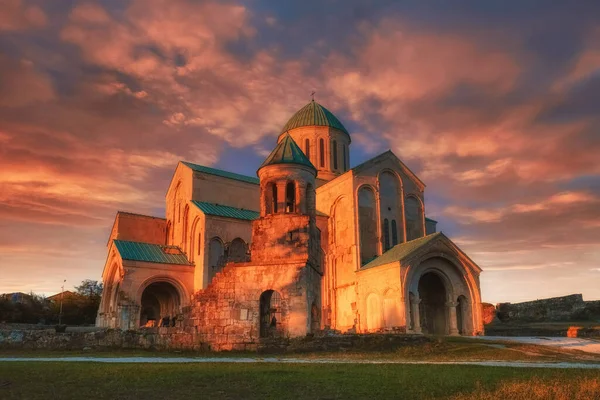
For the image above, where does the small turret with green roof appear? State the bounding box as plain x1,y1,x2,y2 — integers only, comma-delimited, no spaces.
259,133,316,172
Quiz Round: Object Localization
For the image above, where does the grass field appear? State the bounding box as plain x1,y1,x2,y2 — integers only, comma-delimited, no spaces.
1,336,598,363
0,362,599,399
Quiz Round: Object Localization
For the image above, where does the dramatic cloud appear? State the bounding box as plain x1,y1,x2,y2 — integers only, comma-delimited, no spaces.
0,0,598,302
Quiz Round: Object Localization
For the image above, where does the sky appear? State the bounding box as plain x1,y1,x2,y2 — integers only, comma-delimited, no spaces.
0,0,599,304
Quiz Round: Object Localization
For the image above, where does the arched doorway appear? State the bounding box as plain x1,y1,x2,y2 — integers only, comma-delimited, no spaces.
139,282,181,328
418,272,447,335
259,290,282,338
208,237,225,283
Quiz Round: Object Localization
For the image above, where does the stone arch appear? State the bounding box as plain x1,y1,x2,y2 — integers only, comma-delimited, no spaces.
259,289,283,338
208,237,225,283
404,254,481,336
135,276,189,309
228,237,248,262
137,277,187,328
357,185,378,265
378,170,404,245
366,292,383,331
405,194,424,241
418,271,449,334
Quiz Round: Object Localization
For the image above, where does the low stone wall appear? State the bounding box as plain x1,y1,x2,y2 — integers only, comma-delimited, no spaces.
0,328,429,353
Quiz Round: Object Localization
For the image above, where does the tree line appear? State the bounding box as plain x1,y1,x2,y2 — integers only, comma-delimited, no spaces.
0,280,103,326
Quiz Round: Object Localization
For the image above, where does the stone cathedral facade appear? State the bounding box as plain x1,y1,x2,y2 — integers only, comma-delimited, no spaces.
97,100,484,350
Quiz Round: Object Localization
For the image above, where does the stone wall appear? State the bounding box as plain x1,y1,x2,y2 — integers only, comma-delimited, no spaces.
496,294,600,322
0,328,430,353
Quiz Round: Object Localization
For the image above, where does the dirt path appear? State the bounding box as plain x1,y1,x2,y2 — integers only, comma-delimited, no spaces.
0,356,599,369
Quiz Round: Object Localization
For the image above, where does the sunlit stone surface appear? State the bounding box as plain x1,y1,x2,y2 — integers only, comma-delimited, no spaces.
96,101,484,350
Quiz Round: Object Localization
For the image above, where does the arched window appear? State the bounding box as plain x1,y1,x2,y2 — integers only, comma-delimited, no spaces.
265,182,277,214
165,222,171,245
391,219,398,246
343,145,347,171
285,181,295,213
383,218,390,251
405,196,424,241
332,140,338,170
358,186,378,265
305,138,310,159
260,290,282,338
319,138,325,167
208,238,224,283
379,171,402,243
182,204,189,250
228,238,248,262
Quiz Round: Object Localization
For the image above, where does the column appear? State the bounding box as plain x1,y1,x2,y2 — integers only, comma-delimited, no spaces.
447,301,459,336
259,183,267,216
276,181,286,213
411,297,422,334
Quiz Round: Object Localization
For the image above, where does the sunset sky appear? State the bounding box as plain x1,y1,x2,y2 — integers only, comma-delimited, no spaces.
0,0,599,303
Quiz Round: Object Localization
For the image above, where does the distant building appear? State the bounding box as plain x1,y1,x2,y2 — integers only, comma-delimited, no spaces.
1,292,31,304
97,100,484,349
46,291,77,303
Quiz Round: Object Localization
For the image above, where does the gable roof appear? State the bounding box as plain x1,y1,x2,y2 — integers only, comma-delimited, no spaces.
361,232,482,273
113,240,192,265
181,161,260,185
363,233,442,269
191,201,259,221
351,150,425,189
259,133,316,171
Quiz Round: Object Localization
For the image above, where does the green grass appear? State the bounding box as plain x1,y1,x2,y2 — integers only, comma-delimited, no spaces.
0,362,598,399
1,336,598,363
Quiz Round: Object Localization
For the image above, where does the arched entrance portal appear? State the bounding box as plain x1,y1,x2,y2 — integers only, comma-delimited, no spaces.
259,290,282,338
140,282,181,328
418,272,447,335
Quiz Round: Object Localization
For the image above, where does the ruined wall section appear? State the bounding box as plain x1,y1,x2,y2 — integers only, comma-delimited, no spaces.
186,261,321,351
496,294,600,322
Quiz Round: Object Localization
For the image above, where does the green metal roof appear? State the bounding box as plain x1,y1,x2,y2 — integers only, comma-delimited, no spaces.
362,233,441,270
192,201,259,221
259,133,316,170
281,100,349,135
181,161,259,185
113,240,192,265
425,217,438,223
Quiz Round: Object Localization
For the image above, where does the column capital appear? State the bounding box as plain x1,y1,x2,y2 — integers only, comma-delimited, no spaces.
446,301,459,308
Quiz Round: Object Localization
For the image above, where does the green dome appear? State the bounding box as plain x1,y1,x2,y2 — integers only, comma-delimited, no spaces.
259,133,316,171
281,100,349,135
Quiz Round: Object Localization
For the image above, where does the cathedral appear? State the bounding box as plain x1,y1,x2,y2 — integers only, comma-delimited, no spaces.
96,100,484,350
